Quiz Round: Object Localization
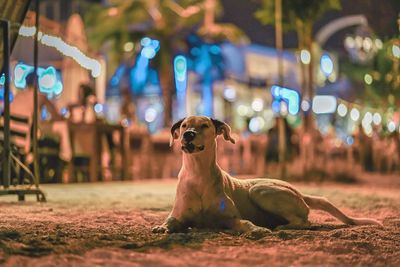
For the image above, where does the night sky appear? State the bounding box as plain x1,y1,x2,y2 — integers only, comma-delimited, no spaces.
219,0,400,50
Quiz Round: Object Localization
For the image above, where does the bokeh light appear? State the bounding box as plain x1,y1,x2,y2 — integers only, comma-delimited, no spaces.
223,87,236,102
373,112,382,125
300,49,311,64
249,116,265,133
392,44,400,59
251,98,264,112
364,74,373,85
350,108,360,121
337,103,348,117
320,54,334,76
387,121,396,132
301,100,310,112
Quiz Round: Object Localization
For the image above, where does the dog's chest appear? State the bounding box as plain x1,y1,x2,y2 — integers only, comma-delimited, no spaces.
184,186,235,228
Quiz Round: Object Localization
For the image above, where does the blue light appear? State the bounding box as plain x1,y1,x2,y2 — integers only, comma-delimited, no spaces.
271,85,280,98
110,65,125,87
270,85,300,115
174,55,188,118
174,55,187,83
272,100,281,113
346,136,354,146
280,88,300,115
94,103,103,113
140,37,151,47
37,66,63,97
0,88,14,102
130,37,160,93
131,54,149,87
41,105,50,120
320,53,334,76
14,63,34,89
190,47,200,56
210,45,221,55
141,46,156,59
151,39,160,52
60,107,69,116
0,73,4,86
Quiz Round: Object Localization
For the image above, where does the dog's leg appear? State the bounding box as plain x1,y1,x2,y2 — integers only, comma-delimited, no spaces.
152,189,196,233
249,184,311,230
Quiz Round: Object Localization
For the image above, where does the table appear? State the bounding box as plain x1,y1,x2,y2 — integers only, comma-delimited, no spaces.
69,121,128,182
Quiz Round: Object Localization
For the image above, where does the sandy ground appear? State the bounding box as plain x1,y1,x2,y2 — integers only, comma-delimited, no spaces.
0,175,399,267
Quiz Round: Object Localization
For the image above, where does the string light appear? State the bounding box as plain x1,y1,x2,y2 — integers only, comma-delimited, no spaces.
300,50,311,65
18,26,101,78
350,108,360,121
337,103,348,117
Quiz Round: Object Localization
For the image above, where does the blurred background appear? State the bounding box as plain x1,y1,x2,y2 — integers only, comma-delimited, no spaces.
1,0,399,184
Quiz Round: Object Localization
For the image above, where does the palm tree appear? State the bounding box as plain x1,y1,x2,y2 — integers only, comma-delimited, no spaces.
255,0,341,175
85,0,246,126
255,0,341,104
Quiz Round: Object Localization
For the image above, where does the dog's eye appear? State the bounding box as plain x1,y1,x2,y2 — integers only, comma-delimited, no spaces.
201,124,209,129
182,124,187,128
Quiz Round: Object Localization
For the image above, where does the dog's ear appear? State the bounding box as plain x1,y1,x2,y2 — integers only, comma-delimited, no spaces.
211,119,235,144
169,118,185,147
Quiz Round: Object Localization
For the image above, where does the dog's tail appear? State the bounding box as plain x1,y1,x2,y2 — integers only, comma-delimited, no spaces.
303,195,383,227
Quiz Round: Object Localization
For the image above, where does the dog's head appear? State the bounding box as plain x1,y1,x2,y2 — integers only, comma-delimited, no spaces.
170,116,235,154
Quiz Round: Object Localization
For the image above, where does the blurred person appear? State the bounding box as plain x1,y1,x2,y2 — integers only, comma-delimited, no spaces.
385,133,399,173
69,83,96,123
120,89,137,125
371,127,384,172
355,125,373,172
120,88,148,135
10,72,72,163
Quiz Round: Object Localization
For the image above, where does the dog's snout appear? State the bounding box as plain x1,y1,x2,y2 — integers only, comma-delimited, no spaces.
183,130,196,142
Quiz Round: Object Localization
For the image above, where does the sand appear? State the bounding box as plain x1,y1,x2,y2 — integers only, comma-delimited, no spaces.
0,176,399,267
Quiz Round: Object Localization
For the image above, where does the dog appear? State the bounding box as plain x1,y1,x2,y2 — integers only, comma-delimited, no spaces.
152,116,382,237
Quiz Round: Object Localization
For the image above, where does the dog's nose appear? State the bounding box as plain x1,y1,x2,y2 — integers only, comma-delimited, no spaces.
183,130,196,142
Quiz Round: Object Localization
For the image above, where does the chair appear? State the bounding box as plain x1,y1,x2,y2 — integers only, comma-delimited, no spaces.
0,113,34,186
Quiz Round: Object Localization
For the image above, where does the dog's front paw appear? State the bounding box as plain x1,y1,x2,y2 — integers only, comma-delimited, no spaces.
152,217,184,234
152,224,169,233
243,226,272,240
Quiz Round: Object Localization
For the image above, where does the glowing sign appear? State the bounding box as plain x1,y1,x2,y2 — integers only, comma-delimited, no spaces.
14,63,34,88
13,63,63,97
312,95,337,114
174,55,187,84
0,73,5,86
37,66,63,97
271,85,300,115
174,55,187,118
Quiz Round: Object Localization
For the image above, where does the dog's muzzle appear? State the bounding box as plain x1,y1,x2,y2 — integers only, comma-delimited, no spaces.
181,130,205,153
181,143,205,153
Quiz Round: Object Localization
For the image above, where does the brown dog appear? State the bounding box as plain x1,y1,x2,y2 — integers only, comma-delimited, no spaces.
153,116,382,238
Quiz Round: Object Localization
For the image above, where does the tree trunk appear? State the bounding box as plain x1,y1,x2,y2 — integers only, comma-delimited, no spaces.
159,50,173,127
303,23,316,173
